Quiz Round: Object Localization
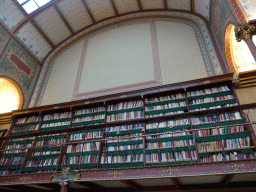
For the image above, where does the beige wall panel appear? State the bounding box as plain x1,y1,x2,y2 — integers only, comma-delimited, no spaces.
155,21,208,85
0,123,11,136
78,23,155,93
235,87,256,104
40,40,84,105
235,87,256,134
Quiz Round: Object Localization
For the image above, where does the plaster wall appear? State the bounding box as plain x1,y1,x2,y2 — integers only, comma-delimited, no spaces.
39,19,216,106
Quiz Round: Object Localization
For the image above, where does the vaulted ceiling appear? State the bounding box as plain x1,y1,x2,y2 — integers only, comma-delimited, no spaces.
0,0,213,64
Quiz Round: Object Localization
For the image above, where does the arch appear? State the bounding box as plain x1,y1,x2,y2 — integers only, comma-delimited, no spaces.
225,24,238,74
0,77,23,114
225,24,256,73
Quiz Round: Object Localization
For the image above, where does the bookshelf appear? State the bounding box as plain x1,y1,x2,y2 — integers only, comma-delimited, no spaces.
41,111,71,132
0,75,255,176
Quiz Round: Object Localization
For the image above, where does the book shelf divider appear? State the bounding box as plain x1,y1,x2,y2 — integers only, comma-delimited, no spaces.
142,96,146,166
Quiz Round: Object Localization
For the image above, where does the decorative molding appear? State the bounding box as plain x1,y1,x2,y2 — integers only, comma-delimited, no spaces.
51,167,80,184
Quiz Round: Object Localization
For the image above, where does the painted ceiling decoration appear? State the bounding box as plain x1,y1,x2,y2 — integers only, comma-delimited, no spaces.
0,0,211,63
0,0,253,64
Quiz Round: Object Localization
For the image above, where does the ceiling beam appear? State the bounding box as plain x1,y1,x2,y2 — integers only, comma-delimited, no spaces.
137,0,143,11
81,0,96,24
171,178,180,190
30,19,55,48
110,0,119,16
221,174,235,186
121,180,143,191
163,0,168,10
12,0,55,48
191,0,195,13
75,181,108,192
13,0,62,34
53,4,75,35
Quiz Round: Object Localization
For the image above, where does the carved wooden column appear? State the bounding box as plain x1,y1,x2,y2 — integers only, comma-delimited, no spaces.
51,167,80,192
235,24,256,61
60,182,69,192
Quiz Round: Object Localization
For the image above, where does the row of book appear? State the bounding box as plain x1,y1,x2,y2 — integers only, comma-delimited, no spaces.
107,144,143,151
195,125,244,137
75,107,105,115
36,138,66,146
5,143,32,151
12,124,39,133
0,157,24,165
32,151,60,156
41,121,70,128
145,101,187,111
191,112,241,125
66,142,100,153
105,124,144,132
188,95,235,105
107,111,143,121
10,137,35,142
158,132,192,138
190,103,238,112
43,112,71,121
147,139,194,149
145,93,185,103
146,119,189,129
198,137,250,152
107,101,143,111
62,155,98,164
72,115,105,123
187,86,230,97
101,154,144,163
69,131,103,141
107,133,143,143
146,111,184,118
26,158,59,167
16,116,40,124
146,150,197,162
0,170,19,176
199,152,255,162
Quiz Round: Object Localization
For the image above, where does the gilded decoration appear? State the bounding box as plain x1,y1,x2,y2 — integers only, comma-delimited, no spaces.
235,25,256,42
51,167,80,185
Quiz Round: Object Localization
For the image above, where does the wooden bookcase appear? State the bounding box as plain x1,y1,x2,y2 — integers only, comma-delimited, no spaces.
0,74,255,176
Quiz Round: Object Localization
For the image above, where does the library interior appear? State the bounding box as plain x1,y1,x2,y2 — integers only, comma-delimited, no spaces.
0,0,256,191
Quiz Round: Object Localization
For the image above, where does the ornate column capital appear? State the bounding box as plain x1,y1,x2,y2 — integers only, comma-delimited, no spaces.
235,24,255,42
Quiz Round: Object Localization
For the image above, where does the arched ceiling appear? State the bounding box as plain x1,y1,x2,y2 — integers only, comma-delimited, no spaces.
1,0,212,63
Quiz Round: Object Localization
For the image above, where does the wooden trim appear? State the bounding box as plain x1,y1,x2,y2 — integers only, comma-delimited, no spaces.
81,0,96,24
30,19,55,48
190,0,195,13
54,5,74,35
110,0,119,16
163,0,168,10
137,0,143,11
